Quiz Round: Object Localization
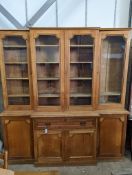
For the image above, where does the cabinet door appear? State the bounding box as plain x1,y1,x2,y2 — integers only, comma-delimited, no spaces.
30,30,64,111
65,30,99,110
65,129,96,163
98,31,130,109
0,32,32,110
34,130,63,164
4,118,33,159
98,115,127,158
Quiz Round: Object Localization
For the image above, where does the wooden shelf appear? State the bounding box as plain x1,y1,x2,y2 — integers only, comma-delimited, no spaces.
70,77,92,80
103,53,123,57
3,45,26,48
70,61,93,64
38,94,60,97
37,78,59,80
36,45,59,47
102,92,121,96
5,62,27,64
8,94,30,97
70,45,93,47
37,62,59,64
70,93,91,97
6,78,29,80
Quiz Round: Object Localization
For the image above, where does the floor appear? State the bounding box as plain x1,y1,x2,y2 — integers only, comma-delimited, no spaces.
9,152,132,175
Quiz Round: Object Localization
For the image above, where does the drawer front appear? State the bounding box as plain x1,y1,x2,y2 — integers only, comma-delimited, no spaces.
33,117,96,130
34,118,64,130
66,118,96,129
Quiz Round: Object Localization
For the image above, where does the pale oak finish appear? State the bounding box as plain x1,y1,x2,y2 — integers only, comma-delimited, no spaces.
64,29,99,111
0,28,131,165
33,116,97,165
2,116,33,160
0,31,33,110
97,30,131,110
98,114,127,159
30,29,65,111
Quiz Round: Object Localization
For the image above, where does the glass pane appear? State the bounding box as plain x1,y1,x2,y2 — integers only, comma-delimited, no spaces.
70,35,93,45
38,97,60,106
36,35,58,45
3,36,26,45
8,97,30,105
35,35,60,106
99,36,125,104
7,79,30,105
5,65,28,78
3,36,30,105
38,80,59,95
36,47,59,63
3,36,27,63
37,64,59,78
4,48,27,62
7,80,29,95
70,35,94,105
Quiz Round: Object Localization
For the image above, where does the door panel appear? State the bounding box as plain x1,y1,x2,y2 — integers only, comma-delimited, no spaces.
98,31,130,109
35,130,63,163
98,115,126,157
4,118,32,158
66,129,96,162
30,30,65,111
0,32,32,110
64,30,99,110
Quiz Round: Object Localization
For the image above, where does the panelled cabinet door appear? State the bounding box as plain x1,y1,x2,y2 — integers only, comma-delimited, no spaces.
98,115,127,158
30,30,64,111
65,129,96,163
98,31,130,109
4,118,33,159
34,130,63,164
65,30,99,110
0,31,32,110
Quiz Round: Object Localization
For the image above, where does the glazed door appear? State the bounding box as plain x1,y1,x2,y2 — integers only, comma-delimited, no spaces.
65,30,99,110
34,130,63,164
0,32,32,110
98,115,127,158
98,31,130,109
30,30,64,111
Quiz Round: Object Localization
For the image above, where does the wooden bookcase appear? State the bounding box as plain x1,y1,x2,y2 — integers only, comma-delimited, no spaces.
0,28,131,165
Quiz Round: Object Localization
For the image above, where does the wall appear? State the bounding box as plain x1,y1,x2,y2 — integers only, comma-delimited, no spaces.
116,0,130,27
0,0,130,28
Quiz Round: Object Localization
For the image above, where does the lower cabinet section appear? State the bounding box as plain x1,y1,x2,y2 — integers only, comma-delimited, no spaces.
1,113,128,165
3,116,33,161
33,117,97,165
98,114,127,159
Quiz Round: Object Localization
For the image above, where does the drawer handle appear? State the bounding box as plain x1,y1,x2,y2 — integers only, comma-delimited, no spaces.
80,121,86,126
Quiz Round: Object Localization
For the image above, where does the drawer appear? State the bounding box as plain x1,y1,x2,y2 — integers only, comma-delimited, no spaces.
66,118,96,129
33,118,96,130
34,118,65,130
